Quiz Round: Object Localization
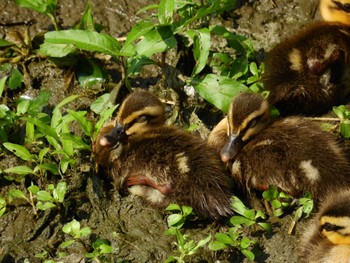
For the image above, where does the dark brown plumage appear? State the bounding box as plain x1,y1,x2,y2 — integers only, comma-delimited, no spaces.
299,188,350,262
209,92,350,203
263,22,350,116
94,90,234,220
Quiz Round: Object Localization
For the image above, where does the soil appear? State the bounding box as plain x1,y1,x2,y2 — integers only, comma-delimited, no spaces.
0,0,332,262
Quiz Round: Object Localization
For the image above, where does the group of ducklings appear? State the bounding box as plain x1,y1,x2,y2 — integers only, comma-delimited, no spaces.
93,0,350,261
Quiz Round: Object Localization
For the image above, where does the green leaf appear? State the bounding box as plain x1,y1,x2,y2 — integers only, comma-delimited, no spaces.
38,148,50,163
135,26,177,57
0,76,7,98
59,240,75,249
243,209,256,221
39,42,78,57
3,142,35,161
230,196,248,215
193,234,211,251
191,28,210,76
4,165,34,175
60,133,91,151
63,219,81,236
214,233,234,245
98,243,113,253
230,215,254,227
126,55,155,76
167,214,184,227
53,181,67,203
15,0,57,15
76,58,105,88
242,249,255,261
8,189,27,199
158,0,175,24
23,117,59,140
8,68,23,90
35,163,59,175
36,191,54,202
258,222,272,232
75,3,100,31
192,74,250,112
67,110,93,136
75,226,91,238
16,100,30,115
44,30,121,58
28,184,40,195
0,39,14,47
93,105,119,140
26,90,51,116
340,122,350,138
240,237,252,249
36,201,56,210
165,203,181,211
209,240,228,251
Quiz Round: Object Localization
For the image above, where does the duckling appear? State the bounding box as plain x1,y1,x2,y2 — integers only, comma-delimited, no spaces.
212,92,350,202
298,189,350,262
263,22,350,116
320,0,350,25
94,90,234,220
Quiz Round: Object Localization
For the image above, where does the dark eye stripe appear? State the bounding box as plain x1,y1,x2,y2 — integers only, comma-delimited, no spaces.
321,222,344,232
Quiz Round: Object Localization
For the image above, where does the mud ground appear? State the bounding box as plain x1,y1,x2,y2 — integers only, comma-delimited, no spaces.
0,0,330,262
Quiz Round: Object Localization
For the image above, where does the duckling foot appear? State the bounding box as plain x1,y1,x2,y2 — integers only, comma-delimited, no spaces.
126,176,173,195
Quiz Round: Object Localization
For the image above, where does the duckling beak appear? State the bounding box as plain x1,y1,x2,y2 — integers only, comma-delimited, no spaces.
99,124,126,146
220,134,244,162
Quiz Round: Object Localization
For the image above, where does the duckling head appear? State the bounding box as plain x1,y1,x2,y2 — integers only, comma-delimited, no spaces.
306,44,341,75
100,90,166,147
320,202,350,245
220,93,271,163
320,0,350,25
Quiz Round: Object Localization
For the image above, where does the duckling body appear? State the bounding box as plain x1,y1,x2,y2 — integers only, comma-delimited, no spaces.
320,0,350,25
212,92,350,202
299,189,350,262
94,91,234,220
263,22,350,116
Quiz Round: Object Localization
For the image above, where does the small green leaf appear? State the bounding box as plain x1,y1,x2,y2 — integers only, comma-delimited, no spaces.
8,189,27,199
35,163,59,175
4,166,34,175
191,28,211,76
242,249,255,261
0,76,8,98
76,58,105,88
167,214,183,228
53,182,67,203
36,191,54,202
39,42,78,57
98,243,114,253
181,205,193,216
75,226,91,238
209,240,228,251
38,148,50,163
67,110,93,136
28,184,40,194
16,0,57,15
3,142,35,161
230,215,254,227
36,201,56,210
16,100,30,116
214,233,234,245
240,237,252,249
8,68,23,90
165,203,181,211
0,39,14,47
59,240,75,249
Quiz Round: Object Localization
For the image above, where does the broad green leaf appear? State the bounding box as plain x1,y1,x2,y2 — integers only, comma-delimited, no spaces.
23,117,59,140
16,100,30,116
240,237,252,249
8,68,23,90
38,147,50,163
0,207,6,217
75,3,100,31
4,166,34,175
63,219,80,236
271,199,282,209
192,74,250,112
26,90,51,116
193,234,211,251
39,42,78,57
75,226,91,238
214,233,234,245
191,28,210,76
36,191,54,202
230,215,254,227
98,243,114,253
167,214,183,227
208,240,227,251
243,209,256,221
340,123,350,138
135,26,177,57
44,30,121,58
90,93,114,115
258,222,272,232
60,133,91,151
0,76,7,98
3,142,35,161
126,56,155,76
36,201,56,210
158,0,175,24
181,205,193,216
35,163,59,175
230,196,248,215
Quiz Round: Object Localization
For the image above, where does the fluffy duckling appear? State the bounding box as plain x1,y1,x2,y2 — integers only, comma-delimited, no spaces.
320,0,350,25
211,92,350,202
94,90,234,220
263,22,350,116
299,189,350,262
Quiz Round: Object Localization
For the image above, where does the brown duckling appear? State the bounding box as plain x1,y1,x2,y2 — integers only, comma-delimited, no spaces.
320,0,350,25
263,22,350,116
210,92,350,202
94,90,234,220
299,188,350,262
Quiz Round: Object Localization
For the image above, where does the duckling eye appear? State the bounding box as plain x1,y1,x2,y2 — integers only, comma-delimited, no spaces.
135,115,148,123
322,222,344,232
343,3,350,12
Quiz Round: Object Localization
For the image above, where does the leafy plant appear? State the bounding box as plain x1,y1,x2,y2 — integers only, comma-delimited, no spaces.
230,196,271,231
262,185,294,217
0,196,7,217
8,181,67,215
209,226,258,261
333,105,350,138
165,203,196,229
85,239,114,260
15,0,59,30
60,219,91,248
